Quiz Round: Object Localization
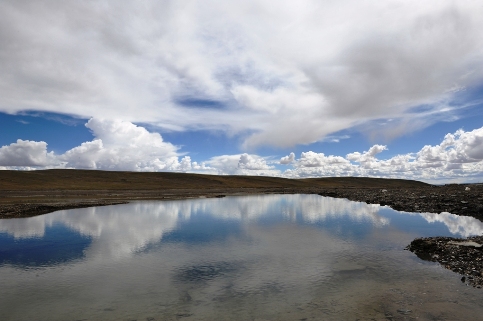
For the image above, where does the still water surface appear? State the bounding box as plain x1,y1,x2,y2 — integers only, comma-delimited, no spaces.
1,194,483,320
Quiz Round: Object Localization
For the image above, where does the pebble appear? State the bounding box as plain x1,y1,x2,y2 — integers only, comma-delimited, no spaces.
397,309,412,315
406,236,483,288
318,184,483,222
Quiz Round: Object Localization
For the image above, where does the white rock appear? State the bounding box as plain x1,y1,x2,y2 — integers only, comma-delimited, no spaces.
448,241,482,248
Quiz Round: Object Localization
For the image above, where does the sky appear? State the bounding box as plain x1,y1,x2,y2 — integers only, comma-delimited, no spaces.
1,0,483,184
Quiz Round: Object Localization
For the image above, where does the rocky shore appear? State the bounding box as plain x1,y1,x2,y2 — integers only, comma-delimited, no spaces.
318,183,483,288
317,183,483,221
406,236,483,288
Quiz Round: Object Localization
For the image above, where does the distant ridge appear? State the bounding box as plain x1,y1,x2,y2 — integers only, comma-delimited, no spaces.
0,169,429,191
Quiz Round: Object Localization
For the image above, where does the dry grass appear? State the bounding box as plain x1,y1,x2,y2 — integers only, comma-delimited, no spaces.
0,169,429,191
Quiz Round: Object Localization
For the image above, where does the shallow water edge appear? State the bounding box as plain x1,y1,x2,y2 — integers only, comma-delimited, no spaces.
1,195,483,320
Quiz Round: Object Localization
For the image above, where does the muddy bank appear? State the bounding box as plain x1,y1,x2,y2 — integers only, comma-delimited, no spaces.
0,187,309,219
0,200,128,219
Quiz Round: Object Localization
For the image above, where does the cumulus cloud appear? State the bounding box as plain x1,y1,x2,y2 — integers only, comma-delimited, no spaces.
1,121,483,182
346,145,388,170
60,118,183,171
280,152,295,165
0,119,196,172
347,145,387,163
284,127,483,182
0,140,56,167
238,153,272,170
1,1,483,148
0,120,276,175
0,118,483,182
284,151,354,178
205,153,279,176
414,128,483,170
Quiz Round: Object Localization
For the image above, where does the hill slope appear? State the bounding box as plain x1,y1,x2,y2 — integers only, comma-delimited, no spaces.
0,169,429,190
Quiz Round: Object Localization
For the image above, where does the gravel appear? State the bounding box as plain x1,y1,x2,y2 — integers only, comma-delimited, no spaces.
406,236,483,288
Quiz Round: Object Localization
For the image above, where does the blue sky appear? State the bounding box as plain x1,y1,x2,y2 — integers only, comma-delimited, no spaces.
1,1,483,183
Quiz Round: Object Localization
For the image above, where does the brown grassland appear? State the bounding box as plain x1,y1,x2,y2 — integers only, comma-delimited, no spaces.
0,169,429,218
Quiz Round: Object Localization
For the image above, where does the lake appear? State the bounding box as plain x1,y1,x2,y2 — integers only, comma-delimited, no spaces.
1,194,483,320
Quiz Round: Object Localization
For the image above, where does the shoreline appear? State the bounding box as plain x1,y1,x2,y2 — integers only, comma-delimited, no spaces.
2,180,483,288
406,236,483,288
319,184,483,288
2,183,482,220
0,187,316,219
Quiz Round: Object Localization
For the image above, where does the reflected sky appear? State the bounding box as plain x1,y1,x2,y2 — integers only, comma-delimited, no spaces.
1,195,482,266
0,223,91,267
0,195,483,264
1,195,483,321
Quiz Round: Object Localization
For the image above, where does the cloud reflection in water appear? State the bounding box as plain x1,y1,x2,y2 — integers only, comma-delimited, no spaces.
1,195,483,321
0,195,482,263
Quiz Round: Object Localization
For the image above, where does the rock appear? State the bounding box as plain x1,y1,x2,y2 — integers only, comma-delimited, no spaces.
406,236,483,288
448,241,482,248
317,184,483,222
397,309,412,315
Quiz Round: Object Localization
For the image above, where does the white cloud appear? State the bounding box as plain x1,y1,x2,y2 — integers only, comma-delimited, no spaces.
320,135,350,143
61,140,103,169
205,153,279,176
0,120,280,175
298,151,350,168
1,1,483,148
60,119,183,171
1,121,483,183
0,119,195,172
406,211,483,238
0,140,56,167
0,118,483,182
346,145,388,163
238,153,271,170
284,127,483,183
284,152,354,178
203,154,241,175
280,152,295,165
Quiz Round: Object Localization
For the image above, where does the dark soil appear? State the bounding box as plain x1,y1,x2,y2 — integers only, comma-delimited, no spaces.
0,200,128,219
